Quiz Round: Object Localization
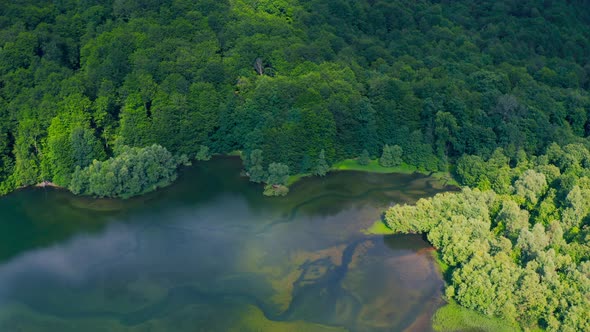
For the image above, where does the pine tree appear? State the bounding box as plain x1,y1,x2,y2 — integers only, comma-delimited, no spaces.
358,149,370,166
390,145,403,166
313,149,329,176
380,145,393,167
380,144,403,167
247,149,266,183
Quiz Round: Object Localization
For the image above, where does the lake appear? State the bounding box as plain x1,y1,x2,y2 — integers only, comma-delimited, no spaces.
0,157,452,331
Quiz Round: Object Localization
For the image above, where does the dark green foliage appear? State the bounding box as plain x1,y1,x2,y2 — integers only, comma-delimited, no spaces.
245,149,266,183
71,128,104,169
1,0,590,194
379,144,402,167
69,144,179,199
249,165,266,184
358,149,370,166
0,0,588,328
266,162,289,186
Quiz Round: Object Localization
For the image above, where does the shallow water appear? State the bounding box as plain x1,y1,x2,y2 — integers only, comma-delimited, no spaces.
0,157,451,331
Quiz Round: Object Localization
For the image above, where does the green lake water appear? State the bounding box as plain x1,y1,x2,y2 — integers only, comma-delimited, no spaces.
0,157,453,331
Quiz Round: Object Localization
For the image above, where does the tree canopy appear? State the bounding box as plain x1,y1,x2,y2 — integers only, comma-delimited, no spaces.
69,144,181,199
1,0,590,195
385,144,590,331
0,0,589,327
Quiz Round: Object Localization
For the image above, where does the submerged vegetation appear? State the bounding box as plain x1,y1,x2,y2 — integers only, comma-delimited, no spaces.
0,0,589,328
385,145,590,331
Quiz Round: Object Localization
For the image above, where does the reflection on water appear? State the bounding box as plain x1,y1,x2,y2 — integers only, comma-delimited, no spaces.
0,157,450,331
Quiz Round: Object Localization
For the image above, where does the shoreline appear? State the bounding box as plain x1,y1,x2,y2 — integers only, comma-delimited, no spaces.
363,221,519,332
6,155,459,200
34,181,63,188
287,158,459,189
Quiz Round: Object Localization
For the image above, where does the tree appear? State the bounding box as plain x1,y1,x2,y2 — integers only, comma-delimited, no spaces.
313,149,329,176
195,145,211,161
69,144,179,199
358,149,370,166
517,223,549,261
71,127,105,168
380,144,402,167
43,116,74,185
247,149,266,183
434,111,458,158
266,162,289,185
514,170,547,208
496,200,529,240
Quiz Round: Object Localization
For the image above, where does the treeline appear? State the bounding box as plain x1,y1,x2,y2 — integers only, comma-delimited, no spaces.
385,144,590,331
1,0,590,196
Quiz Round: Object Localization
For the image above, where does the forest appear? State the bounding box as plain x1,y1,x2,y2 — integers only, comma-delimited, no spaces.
0,0,589,329
386,145,590,331
1,0,590,196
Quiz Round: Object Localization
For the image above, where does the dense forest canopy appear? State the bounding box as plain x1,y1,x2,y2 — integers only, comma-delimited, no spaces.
386,144,590,331
1,1,590,330
1,0,590,196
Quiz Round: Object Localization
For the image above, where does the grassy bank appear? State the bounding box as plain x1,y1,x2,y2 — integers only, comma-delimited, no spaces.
331,159,418,173
287,158,459,188
363,220,395,235
364,223,519,331
432,303,521,332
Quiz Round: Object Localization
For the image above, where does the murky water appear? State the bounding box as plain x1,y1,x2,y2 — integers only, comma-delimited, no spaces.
0,157,451,331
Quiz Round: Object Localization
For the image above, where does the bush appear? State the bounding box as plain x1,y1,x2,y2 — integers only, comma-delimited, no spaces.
263,184,289,196
69,144,180,199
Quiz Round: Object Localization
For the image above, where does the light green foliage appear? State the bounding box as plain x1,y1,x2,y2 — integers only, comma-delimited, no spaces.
312,149,330,177
385,145,590,331
496,200,529,240
514,170,547,208
263,184,289,196
118,93,153,148
517,223,550,261
41,94,106,186
0,0,589,328
69,144,179,199
246,149,267,183
561,185,590,230
451,251,520,319
43,115,74,185
384,198,434,234
195,145,211,161
10,116,44,188
455,155,486,187
387,188,495,266
433,303,520,332
535,188,559,225
249,165,266,183
535,164,561,184
379,144,402,167
266,162,289,186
